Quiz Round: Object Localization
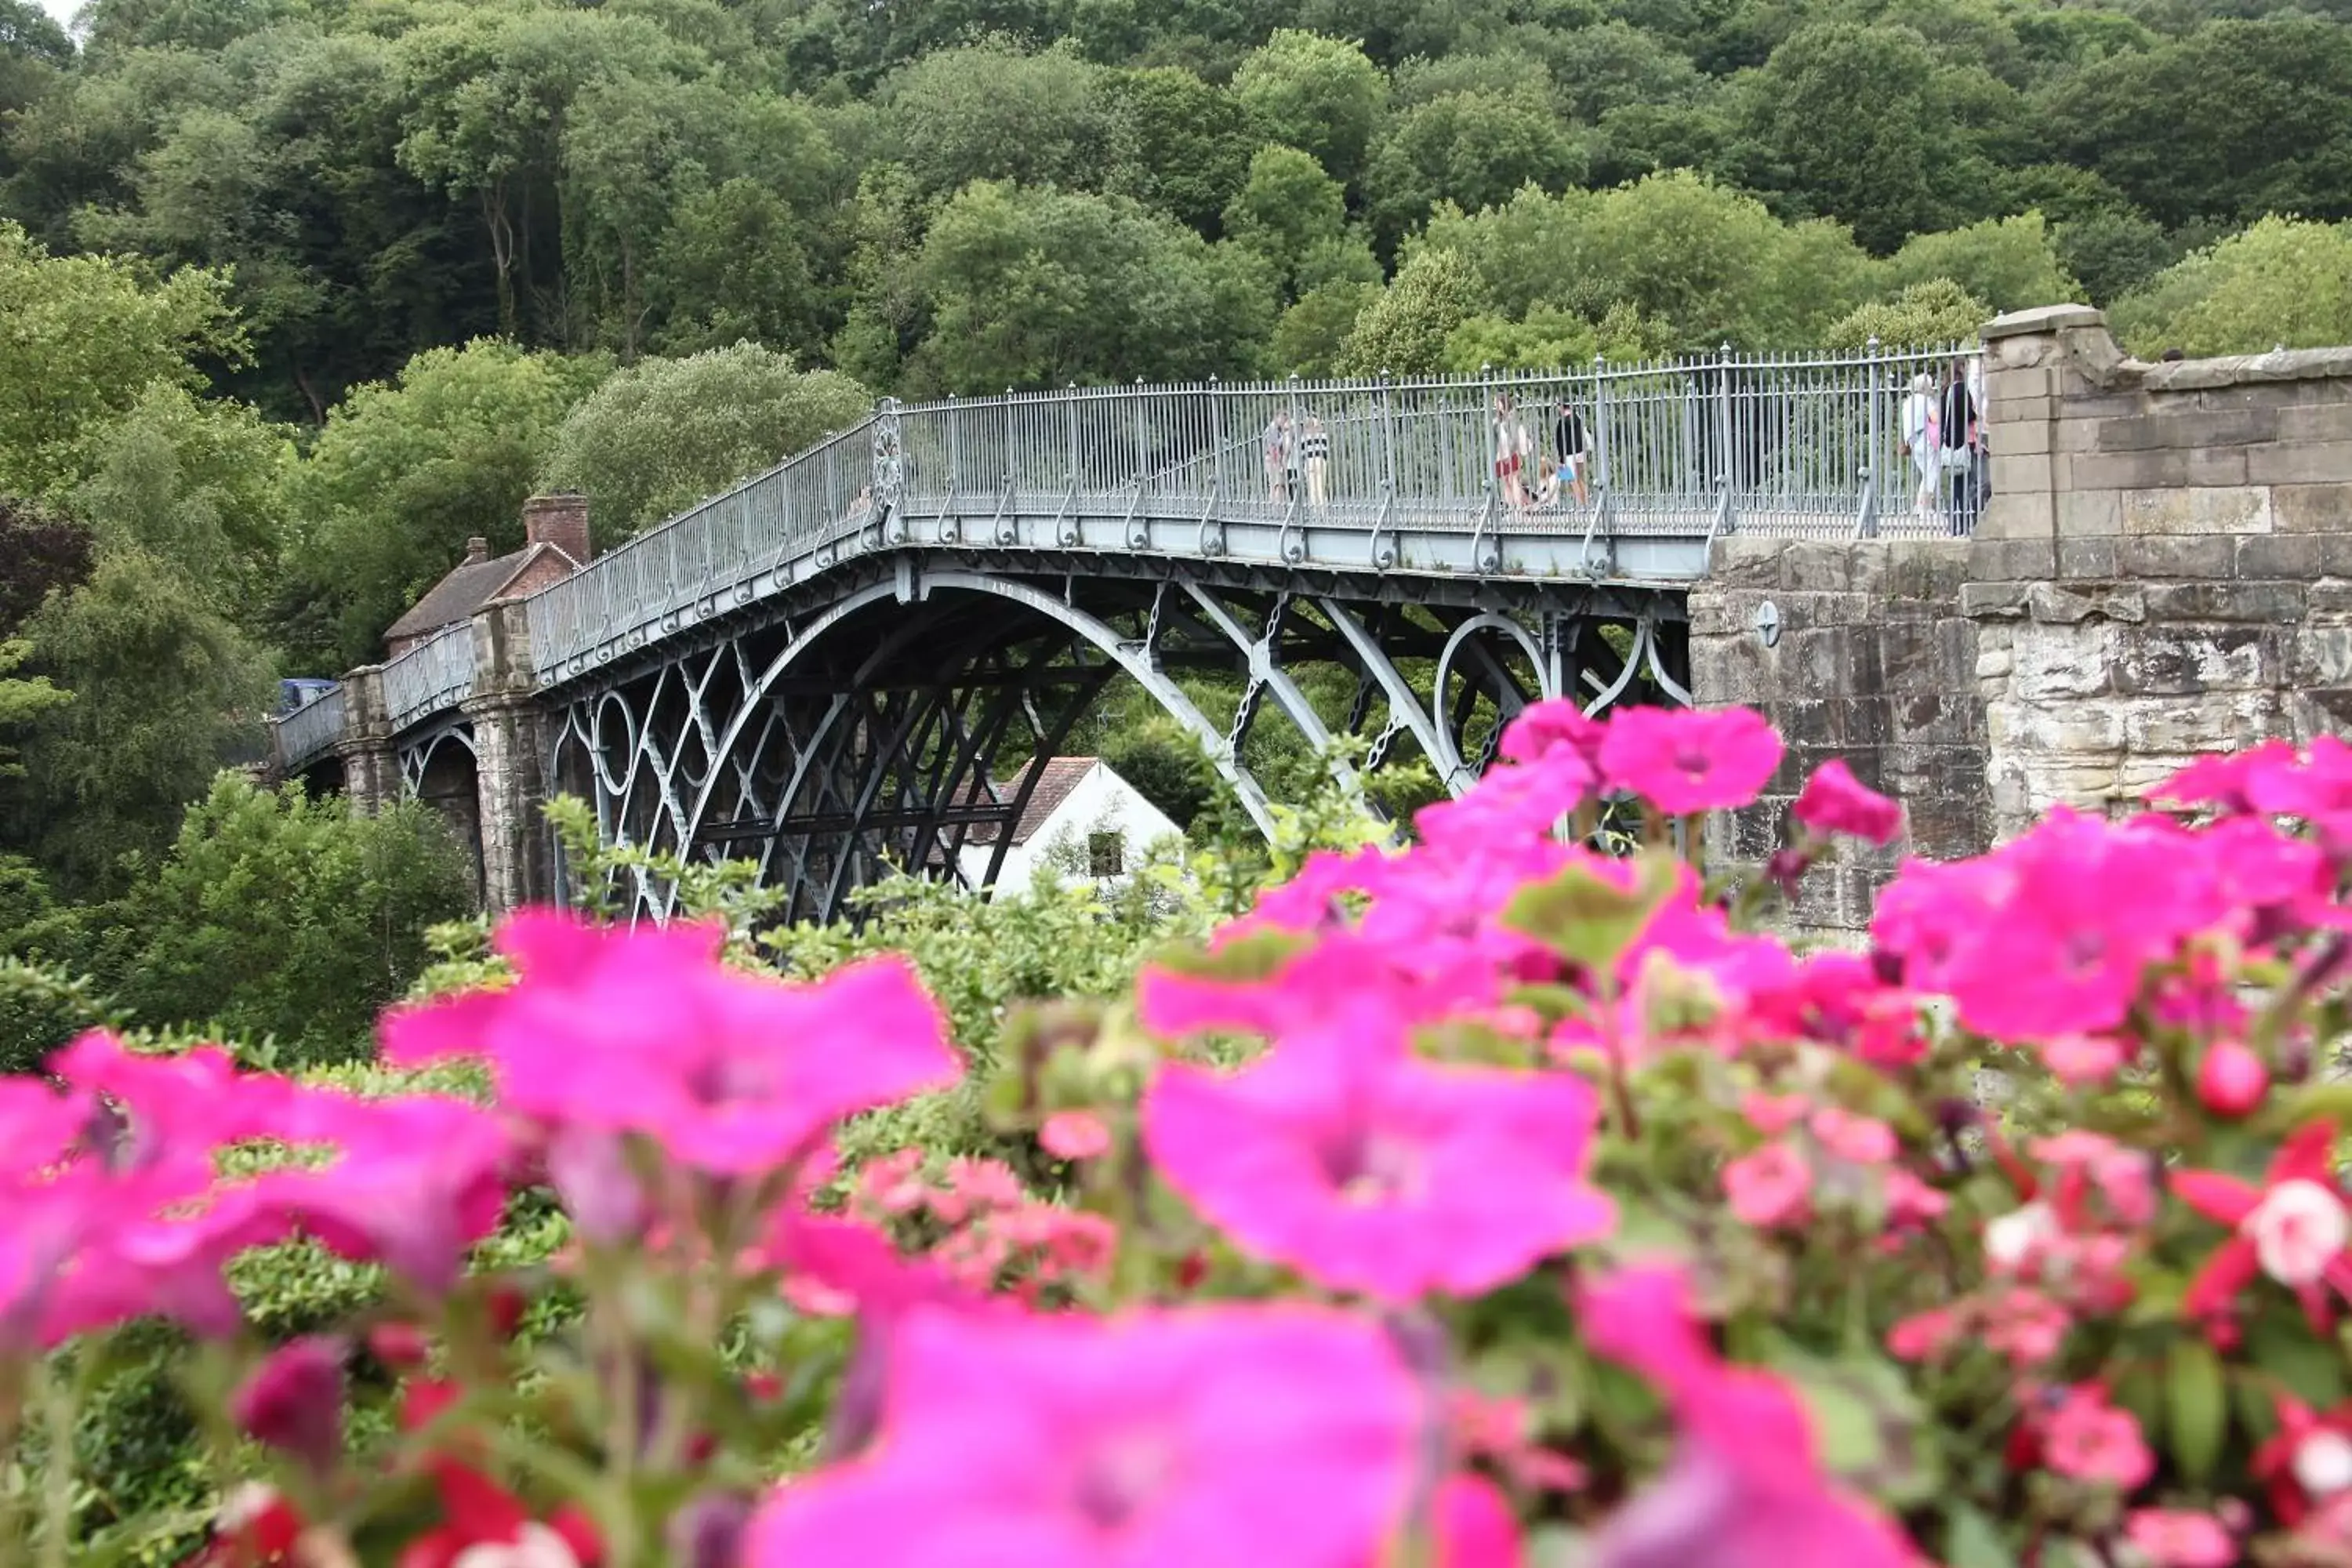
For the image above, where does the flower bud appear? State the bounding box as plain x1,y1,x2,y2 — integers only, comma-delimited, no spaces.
230,1338,346,1476
367,1321,430,1371
2197,1040,2268,1118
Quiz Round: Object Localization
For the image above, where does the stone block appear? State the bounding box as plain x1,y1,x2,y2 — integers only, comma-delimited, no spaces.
2276,484,2352,535
2100,408,2281,451
2289,626,2352,687
2070,448,2189,491
2111,625,2271,696
2055,418,2107,455
1987,697,2126,757
2279,403,2352,445
1688,635,1772,709
2141,580,2305,624
2058,537,2117,579
2233,533,2325,582
2002,417,2055,456
1960,580,2029,619
1705,535,1789,586
2009,622,2117,701
2119,535,2238,579
2249,442,2352,487
1773,699,1842,750
1779,543,1854,594
2119,485,2274,536
1978,493,2056,544
1991,392,2054,426
2187,446,2252,486
2027,581,2146,625
1976,641,2013,681
1967,535,2057,586
2056,490,2123,538
1984,303,2104,343
2310,579,2352,621
1998,450,2059,496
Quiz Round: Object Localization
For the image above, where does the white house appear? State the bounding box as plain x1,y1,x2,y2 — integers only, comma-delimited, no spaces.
953,756,1182,897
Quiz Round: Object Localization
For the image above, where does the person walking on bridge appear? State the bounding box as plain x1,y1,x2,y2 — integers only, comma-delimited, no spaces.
1492,394,1532,512
1263,411,1293,503
1300,415,1330,507
1899,372,1940,526
1537,398,1591,510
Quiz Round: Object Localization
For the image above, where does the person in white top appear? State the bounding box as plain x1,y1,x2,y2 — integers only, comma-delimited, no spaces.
1898,372,1940,524
1491,394,1532,511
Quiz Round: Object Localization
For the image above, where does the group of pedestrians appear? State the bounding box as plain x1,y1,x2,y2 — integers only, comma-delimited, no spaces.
1900,356,1989,534
1260,412,1333,505
1261,394,1596,513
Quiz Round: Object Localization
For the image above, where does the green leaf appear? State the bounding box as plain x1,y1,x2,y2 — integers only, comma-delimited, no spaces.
2166,1337,2229,1486
1501,856,1670,971
2249,1319,2347,1411
1764,1341,1942,1507
1944,1502,2019,1568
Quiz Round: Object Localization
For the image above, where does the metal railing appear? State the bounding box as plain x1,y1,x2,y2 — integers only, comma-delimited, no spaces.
270,684,347,773
382,622,476,732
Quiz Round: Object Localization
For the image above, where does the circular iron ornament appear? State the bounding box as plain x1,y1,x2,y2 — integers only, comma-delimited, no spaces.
1755,601,1782,648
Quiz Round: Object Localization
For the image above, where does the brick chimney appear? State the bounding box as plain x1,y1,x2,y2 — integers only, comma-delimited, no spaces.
522,492,592,565
464,536,488,564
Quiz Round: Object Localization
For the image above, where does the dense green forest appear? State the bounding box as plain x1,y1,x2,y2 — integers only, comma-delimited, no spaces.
5,0,2352,1059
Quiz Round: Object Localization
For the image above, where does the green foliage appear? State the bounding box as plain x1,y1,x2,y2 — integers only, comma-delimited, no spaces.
1361,87,1584,252
1222,145,1351,297
1881,212,2080,314
0,636,68,777
284,341,606,670
1824,279,1994,351
906,181,1276,393
539,343,871,539
0,221,242,503
884,40,1115,201
1335,245,1485,377
1228,30,1388,187
2109,216,2352,358
1444,298,1680,374
102,775,475,1069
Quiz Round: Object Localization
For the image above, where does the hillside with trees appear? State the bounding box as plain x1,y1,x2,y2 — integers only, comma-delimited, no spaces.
3,0,2352,1056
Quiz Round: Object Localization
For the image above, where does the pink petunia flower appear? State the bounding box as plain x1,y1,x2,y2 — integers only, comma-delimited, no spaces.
385,910,960,1176
1041,1112,1112,1162
2175,1120,2352,1338
1142,998,1613,1302
742,1303,1422,1568
1809,1107,1896,1165
1791,760,1904,846
1597,706,1784,816
2041,1384,2154,1490
1573,1265,1911,1568
1497,698,1606,771
2125,1509,2238,1567
1722,1143,1811,1229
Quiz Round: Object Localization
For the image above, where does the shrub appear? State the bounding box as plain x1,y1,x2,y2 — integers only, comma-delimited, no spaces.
16,706,2352,1567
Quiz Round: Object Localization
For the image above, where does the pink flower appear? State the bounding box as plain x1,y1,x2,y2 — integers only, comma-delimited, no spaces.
743,1303,1421,1568
1883,1171,1948,1226
259,1092,515,1295
2041,1385,2154,1490
2125,1509,2238,1567
231,1337,345,1475
1573,1266,1910,1568
1886,1308,1960,1362
1791,760,1903,845
1809,1107,1896,1165
1416,750,1596,850
1723,1142,1811,1229
2196,1040,2268,1119
1598,706,1783,815
1143,1001,1613,1302
2150,741,2296,813
1041,1112,1112,1162
2176,1121,2352,1336
1412,1474,1524,1568
387,911,960,1176
1740,1092,1808,1137
1497,698,1606,770
2038,1034,2136,1087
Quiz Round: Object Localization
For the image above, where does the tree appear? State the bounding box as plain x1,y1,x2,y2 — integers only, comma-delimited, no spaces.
906,181,1276,393
1443,299,1679,373
1744,23,1940,254
2108,217,2352,359
1334,246,1484,377
1228,31,1387,187
1882,213,2080,314
103,775,474,1067
2055,208,2176,308
1823,278,1994,350
285,340,604,670
883,39,1114,201
1221,145,1349,296
9,547,273,894
0,638,69,777
1102,67,1260,235
0,497,93,635
540,343,871,539
1361,88,1584,252
0,220,241,501
0,0,73,132
1272,279,1381,376
1547,20,1707,123
2052,19,2352,231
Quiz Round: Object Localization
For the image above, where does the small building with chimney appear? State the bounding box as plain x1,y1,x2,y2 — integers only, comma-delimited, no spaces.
383,493,592,659
954,756,1182,896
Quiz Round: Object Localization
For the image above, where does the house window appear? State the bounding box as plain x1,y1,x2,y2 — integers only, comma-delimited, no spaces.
1087,831,1123,878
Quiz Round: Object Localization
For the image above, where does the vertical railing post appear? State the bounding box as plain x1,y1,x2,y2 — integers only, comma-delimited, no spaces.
1380,372,1397,495
1207,376,1224,499
1592,354,1610,491
1714,342,1734,518
1863,336,1884,540
1066,384,1080,489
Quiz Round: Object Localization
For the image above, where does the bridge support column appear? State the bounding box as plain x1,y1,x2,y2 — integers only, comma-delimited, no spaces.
463,599,554,913
333,666,401,815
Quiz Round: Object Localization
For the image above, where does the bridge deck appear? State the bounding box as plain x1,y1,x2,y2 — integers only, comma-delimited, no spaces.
273,347,1982,773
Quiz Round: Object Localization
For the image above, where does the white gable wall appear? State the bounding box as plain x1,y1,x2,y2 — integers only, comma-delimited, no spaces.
954,761,1183,896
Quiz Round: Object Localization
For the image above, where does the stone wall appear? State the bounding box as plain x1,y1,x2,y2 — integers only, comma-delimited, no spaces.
1690,536,1991,938
1969,306,2352,837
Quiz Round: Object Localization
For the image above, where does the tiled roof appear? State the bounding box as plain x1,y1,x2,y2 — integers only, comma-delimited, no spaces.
383,543,572,644
961,756,1099,847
